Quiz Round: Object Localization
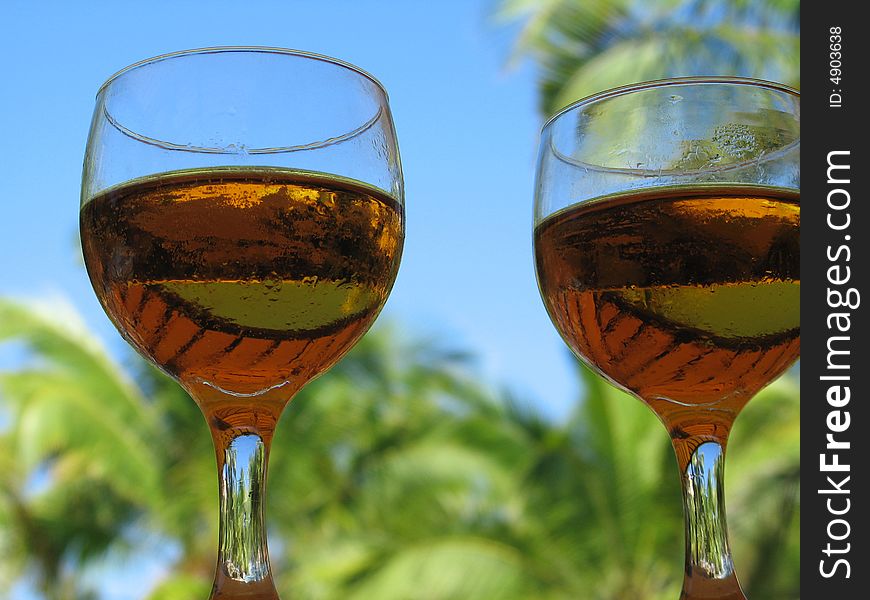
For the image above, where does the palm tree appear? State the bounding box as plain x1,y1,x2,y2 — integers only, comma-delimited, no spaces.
0,266,800,600
0,298,551,599
1,293,799,600
0,298,163,599
499,0,800,116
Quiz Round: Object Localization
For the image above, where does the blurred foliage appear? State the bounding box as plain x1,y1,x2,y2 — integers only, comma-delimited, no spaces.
0,297,798,599
498,0,800,116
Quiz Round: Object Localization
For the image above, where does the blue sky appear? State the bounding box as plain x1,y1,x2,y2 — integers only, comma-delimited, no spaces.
2,1,579,595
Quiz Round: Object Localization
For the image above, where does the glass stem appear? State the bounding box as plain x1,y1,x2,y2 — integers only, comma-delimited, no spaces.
677,439,746,600
209,428,280,600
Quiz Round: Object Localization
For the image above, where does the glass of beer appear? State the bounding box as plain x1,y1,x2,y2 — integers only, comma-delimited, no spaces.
80,48,404,599
533,78,799,599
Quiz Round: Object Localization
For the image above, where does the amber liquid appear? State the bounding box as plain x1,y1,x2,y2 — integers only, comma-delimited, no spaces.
535,185,799,466
81,167,403,430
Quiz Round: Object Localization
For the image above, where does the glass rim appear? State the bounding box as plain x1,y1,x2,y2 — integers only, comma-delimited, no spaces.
541,76,800,179
541,76,800,132
96,46,389,99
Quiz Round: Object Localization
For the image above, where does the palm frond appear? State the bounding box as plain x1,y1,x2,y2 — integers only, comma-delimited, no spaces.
346,537,530,600
0,298,162,505
500,0,800,115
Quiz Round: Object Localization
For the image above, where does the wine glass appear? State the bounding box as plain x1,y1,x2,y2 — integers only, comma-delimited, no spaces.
533,77,799,599
80,47,404,599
